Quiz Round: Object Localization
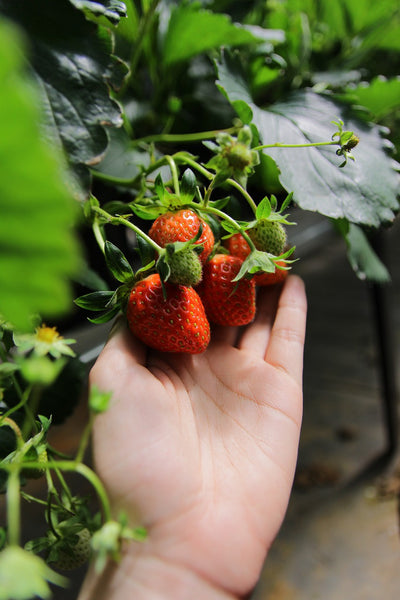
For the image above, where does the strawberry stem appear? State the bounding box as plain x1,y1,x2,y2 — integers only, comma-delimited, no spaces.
166,155,180,195
133,126,238,146
7,466,21,546
200,205,256,251
91,205,164,254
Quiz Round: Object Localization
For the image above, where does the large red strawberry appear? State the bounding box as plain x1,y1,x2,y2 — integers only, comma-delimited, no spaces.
198,254,256,326
148,209,214,263
224,233,288,286
127,273,210,353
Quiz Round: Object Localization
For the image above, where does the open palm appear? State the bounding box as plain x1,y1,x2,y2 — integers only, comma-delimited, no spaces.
83,275,307,599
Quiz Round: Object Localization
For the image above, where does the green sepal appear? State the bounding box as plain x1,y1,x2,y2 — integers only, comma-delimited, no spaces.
130,202,166,220
156,255,172,283
87,305,121,324
232,245,296,282
207,196,231,211
232,250,276,282
154,174,165,203
180,168,197,204
136,235,156,267
74,290,116,312
104,241,134,283
219,219,251,235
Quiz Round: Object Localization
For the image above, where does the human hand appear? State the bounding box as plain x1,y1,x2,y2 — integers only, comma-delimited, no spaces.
79,275,307,600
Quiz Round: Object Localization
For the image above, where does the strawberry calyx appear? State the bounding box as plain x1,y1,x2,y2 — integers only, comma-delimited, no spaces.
232,245,296,282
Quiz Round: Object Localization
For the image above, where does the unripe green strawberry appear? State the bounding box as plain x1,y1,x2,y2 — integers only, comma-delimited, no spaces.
224,142,254,170
247,219,287,256
166,246,202,286
51,528,92,571
21,447,48,480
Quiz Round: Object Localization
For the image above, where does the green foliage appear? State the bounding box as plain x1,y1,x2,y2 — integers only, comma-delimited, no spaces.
162,3,259,66
0,17,80,331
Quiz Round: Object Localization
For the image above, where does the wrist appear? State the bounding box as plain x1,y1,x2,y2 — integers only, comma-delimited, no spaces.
79,542,243,600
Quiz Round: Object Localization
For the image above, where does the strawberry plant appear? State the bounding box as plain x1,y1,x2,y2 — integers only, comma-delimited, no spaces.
0,0,400,598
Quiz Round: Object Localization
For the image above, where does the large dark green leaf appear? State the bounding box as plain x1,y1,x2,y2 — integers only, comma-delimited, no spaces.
342,77,400,121
70,0,127,25
216,53,400,228
162,3,260,66
0,0,128,176
334,220,390,283
0,18,80,330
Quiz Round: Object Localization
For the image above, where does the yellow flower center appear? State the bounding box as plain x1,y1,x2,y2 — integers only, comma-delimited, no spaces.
35,325,62,344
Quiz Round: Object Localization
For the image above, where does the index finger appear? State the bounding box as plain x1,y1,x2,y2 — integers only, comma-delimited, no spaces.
264,275,307,384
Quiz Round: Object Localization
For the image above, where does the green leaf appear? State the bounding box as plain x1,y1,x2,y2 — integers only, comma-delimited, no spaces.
92,126,151,182
104,241,134,283
162,4,259,66
215,52,254,124
343,77,400,121
0,0,128,178
216,53,400,227
335,220,391,283
74,290,116,311
0,18,80,331
89,385,112,414
252,91,400,226
0,363,19,377
70,0,127,25
0,546,67,600
18,355,67,386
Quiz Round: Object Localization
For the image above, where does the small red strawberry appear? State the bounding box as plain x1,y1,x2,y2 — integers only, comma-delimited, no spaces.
127,273,210,353
224,232,251,261
148,209,214,263
253,261,288,286
225,233,288,286
198,254,256,326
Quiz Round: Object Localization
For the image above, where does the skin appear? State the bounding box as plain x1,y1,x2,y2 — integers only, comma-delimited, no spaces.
79,275,307,600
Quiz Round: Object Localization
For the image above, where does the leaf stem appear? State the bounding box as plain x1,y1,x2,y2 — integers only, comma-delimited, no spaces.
166,156,180,195
226,178,258,214
253,140,337,151
75,411,95,465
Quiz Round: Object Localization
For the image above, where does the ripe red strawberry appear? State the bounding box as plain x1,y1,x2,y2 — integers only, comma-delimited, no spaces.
198,254,256,326
224,233,288,286
148,209,214,263
127,273,210,353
